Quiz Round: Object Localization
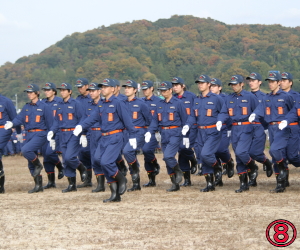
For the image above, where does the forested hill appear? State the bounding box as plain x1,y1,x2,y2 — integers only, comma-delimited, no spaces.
1,15,300,104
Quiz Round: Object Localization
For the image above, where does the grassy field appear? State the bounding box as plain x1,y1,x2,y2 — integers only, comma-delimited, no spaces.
1,154,300,249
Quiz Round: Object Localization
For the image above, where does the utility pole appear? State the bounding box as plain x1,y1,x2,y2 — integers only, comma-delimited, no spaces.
12,93,18,112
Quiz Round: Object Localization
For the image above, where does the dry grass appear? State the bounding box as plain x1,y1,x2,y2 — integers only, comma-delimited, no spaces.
1,153,300,250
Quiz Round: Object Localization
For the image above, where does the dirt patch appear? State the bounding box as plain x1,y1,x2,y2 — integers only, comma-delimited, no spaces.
1,154,300,249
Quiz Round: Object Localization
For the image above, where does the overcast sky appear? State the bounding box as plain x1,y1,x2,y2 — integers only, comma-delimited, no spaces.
1,0,300,66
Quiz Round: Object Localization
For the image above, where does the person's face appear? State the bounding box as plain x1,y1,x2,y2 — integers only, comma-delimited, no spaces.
124,86,136,97
44,89,55,98
101,86,115,97
142,87,153,98
77,85,88,95
160,89,173,99
172,83,184,94
210,84,222,94
268,80,280,92
60,89,71,99
197,82,210,93
27,91,38,101
89,89,101,100
230,83,244,93
280,79,292,91
248,79,261,91
113,86,120,95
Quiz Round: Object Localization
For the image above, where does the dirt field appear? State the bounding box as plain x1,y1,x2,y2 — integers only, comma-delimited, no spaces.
1,153,300,250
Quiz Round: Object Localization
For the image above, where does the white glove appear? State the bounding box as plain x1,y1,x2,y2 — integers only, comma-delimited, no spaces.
216,121,222,131
50,139,56,150
129,138,137,149
4,121,13,130
13,140,17,143
264,129,269,140
80,135,88,148
155,132,161,142
16,133,23,142
182,125,190,136
248,113,256,123
47,131,54,141
183,137,190,148
145,132,151,143
73,125,83,136
279,120,288,130
227,130,231,137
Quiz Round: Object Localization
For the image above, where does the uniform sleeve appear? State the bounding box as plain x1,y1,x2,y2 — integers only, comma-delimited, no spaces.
44,104,53,131
148,112,159,134
11,106,25,127
286,95,295,110
217,98,229,123
253,100,265,119
285,104,299,124
178,101,188,126
140,102,152,126
116,101,137,138
185,106,196,127
5,99,21,134
80,109,101,130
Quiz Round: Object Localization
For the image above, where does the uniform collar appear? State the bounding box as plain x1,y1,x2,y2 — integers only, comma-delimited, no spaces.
104,95,115,102
29,100,41,106
233,89,246,97
199,91,211,98
270,89,283,95
63,97,74,104
164,96,174,104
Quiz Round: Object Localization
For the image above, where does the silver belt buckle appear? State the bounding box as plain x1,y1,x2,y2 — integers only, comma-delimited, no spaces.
238,122,242,125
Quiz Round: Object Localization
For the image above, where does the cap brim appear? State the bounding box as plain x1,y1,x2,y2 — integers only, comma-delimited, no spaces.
265,78,277,81
24,89,34,92
228,82,238,86
141,87,149,89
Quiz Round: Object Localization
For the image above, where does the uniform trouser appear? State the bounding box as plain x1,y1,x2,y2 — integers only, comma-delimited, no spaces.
78,134,91,170
0,129,12,160
231,124,253,174
286,125,300,167
55,131,62,152
97,132,124,183
90,130,103,175
178,126,197,172
160,127,182,175
41,141,61,173
195,127,222,174
21,131,48,176
15,142,21,154
59,131,81,178
215,127,231,163
249,124,267,163
6,141,15,155
142,132,159,172
123,128,147,174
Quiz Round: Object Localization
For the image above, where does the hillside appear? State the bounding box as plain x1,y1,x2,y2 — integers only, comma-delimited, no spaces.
1,15,300,104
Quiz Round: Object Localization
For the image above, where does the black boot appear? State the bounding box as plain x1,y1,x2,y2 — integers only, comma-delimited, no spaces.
62,177,77,193
143,172,156,187
113,171,127,195
263,159,273,178
180,171,192,187
270,175,286,193
127,175,141,192
285,169,290,187
129,161,140,181
103,182,121,203
195,163,203,176
277,161,287,182
32,158,43,177
222,163,227,176
214,162,223,186
43,173,56,189
77,169,93,188
0,176,5,194
28,175,43,193
227,158,235,178
92,175,105,192
76,163,87,182
151,158,160,175
56,162,64,179
235,173,249,193
172,164,183,184
166,174,180,192
0,160,4,178
201,174,215,192
247,159,258,187
116,159,128,176
190,157,197,174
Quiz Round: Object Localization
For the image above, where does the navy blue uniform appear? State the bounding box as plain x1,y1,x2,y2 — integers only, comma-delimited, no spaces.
79,95,137,183
12,100,52,176
148,96,187,174
218,90,257,174
123,97,152,174
173,91,197,172
141,95,161,172
186,92,223,174
253,89,297,173
50,97,84,177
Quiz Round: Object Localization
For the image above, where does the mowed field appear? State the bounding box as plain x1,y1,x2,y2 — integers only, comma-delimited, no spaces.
1,152,300,250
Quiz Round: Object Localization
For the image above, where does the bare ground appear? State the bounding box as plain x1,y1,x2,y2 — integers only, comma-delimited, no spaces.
1,153,300,250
